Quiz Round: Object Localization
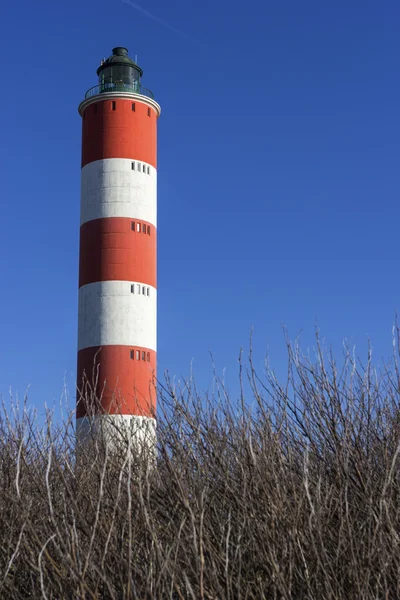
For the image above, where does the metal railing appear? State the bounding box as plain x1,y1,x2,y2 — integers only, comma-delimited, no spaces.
84,82,154,100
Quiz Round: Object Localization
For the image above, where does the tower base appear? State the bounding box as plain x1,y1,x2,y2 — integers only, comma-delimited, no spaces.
76,414,156,456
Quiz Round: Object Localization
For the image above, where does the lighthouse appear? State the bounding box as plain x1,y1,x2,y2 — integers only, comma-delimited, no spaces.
76,47,160,444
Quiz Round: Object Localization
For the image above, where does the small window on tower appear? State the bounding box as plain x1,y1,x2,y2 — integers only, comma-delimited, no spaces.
147,166,150,174
137,223,141,232
142,351,146,361
137,163,141,172
131,162,135,170
142,286,146,295
147,287,150,296
137,284,140,294
132,102,135,111
147,107,151,117
131,221,135,231
147,352,150,362
131,284,135,294
147,225,150,235
130,350,134,359
136,350,140,360
112,101,116,110
143,226,146,234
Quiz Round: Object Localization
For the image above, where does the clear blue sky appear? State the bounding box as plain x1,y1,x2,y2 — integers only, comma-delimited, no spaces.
1,0,399,414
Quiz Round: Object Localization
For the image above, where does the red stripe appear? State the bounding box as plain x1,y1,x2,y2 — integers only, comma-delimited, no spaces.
77,346,156,418
79,218,156,288
82,99,157,168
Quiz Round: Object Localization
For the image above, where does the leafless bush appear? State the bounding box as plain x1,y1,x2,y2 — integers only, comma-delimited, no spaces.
1,331,400,598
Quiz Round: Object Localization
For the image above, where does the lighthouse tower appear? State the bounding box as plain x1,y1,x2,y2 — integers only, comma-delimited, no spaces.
76,47,160,442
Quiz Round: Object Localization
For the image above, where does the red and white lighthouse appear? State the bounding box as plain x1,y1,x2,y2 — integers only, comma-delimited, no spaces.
76,47,160,442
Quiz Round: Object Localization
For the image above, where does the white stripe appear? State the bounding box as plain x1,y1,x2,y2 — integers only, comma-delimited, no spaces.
81,158,157,226
76,415,156,451
78,281,156,351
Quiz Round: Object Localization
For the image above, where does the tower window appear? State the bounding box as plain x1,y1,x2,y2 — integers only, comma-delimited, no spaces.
112,101,116,111
132,102,135,111
143,226,146,234
137,284,140,294
142,286,146,295
147,287,150,296
131,221,135,230
131,162,135,170
130,350,134,359
147,166,150,174
137,223,141,232
147,225,150,235
142,351,146,361
137,163,141,172
136,350,140,360
147,108,151,117
147,352,150,362
131,284,135,293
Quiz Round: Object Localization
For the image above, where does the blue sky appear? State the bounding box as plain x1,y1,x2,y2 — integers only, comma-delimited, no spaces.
1,0,399,414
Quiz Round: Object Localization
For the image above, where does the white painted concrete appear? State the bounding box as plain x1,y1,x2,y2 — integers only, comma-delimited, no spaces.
76,414,157,454
81,158,157,226
78,280,156,351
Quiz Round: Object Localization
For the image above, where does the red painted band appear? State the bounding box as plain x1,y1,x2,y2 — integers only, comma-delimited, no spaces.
81,100,157,168
79,217,156,288
77,345,156,418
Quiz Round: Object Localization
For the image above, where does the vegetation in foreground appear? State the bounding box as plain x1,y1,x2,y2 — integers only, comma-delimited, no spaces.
1,332,400,599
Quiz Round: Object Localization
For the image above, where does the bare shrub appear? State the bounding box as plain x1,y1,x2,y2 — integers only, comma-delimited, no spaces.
1,331,400,598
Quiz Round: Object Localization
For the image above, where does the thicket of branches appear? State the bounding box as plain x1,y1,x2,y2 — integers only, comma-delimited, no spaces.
1,332,400,599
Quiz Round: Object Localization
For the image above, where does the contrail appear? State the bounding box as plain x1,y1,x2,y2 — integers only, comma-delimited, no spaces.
121,0,195,43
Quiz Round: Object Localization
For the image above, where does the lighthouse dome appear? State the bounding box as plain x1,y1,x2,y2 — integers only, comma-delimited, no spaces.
97,47,143,85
